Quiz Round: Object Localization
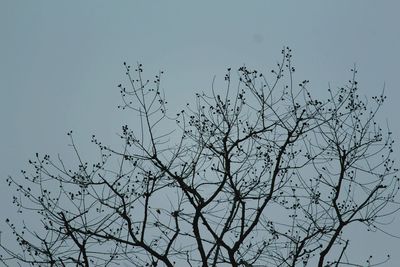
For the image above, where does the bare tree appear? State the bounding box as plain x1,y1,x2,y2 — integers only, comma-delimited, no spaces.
1,48,399,267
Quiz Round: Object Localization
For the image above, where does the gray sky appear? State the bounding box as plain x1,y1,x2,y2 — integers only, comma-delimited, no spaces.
1,1,400,265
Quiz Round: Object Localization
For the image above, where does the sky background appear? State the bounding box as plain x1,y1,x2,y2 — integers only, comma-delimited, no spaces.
1,1,400,265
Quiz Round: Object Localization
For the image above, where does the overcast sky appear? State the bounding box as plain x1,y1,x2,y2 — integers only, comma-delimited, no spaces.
1,1,400,265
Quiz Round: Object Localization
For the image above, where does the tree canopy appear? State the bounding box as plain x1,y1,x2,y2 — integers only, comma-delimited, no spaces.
1,48,399,267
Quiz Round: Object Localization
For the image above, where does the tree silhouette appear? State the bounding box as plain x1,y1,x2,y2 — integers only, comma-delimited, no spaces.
1,48,399,267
